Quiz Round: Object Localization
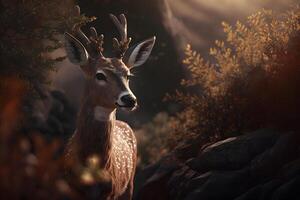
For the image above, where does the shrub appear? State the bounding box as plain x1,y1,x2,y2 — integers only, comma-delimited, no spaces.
0,2,108,198
135,113,171,167
166,6,300,148
0,77,113,199
0,0,94,96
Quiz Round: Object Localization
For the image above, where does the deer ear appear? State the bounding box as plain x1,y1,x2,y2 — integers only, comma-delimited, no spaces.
64,32,89,65
124,36,156,68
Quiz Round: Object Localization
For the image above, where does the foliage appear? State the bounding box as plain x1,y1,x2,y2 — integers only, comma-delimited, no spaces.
0,0,94,96
166,6,300,147
135,113,171,167
0,1,110,198
0,78,112,199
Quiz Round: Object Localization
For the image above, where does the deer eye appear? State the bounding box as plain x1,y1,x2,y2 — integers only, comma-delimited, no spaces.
96,72,107,81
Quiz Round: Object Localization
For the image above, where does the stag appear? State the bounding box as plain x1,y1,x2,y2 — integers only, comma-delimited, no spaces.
64,6,155,200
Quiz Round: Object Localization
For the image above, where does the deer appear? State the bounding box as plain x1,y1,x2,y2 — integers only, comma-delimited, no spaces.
64,6,156,200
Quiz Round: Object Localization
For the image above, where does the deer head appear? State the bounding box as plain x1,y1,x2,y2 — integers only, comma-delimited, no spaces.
64,6,156,111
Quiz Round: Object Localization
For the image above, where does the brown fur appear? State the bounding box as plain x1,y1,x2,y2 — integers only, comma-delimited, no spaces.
64,11,154,199
64,55,138,199
66,96,137,199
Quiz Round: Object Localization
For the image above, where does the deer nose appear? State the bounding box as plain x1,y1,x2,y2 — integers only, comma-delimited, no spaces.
120,94,137,108
117,91,137,109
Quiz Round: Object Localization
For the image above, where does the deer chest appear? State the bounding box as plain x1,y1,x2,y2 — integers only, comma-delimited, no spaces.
110,124,136,192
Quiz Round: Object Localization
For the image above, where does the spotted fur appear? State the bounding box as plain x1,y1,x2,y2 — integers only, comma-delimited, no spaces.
64,8,155,199
66,102,137,199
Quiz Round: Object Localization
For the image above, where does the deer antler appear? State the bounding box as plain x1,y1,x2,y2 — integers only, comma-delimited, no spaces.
89,27,104,55
110,14,132,58
71,5,104,58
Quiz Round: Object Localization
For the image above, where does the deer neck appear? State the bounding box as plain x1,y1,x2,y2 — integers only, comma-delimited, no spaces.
76,97,116,166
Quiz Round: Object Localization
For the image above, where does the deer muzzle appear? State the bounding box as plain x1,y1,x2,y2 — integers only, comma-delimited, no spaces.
116,91,137,110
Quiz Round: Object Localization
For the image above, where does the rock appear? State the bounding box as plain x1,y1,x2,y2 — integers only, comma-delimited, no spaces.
187,171,212,189
167,165,201,199
250,132,300,180
46,90,76,138
135,130,300,200
272,175,300,200
145,155,180,183
235,180,281,200
259,180,282,200
185,168,251,200
134,162,160,199
260,179,281,199
135,172,171,200
167,165,191,193
173,134,214,161
269,132,299,164
24,90,76,139
234,184,263,200
281,159,300,180
135,154,180,200
46,114,64,135
188,129,279,172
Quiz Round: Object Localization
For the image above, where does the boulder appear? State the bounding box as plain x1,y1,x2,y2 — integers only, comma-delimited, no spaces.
167,165,202,199
250,132,300,180
133,162,160,199
234,184,264,200
235,180,281,200
281,159,300,180
185,168,250,200
188,129,279,172
272,176,300,200
135,154,180,200
134,130,300,200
